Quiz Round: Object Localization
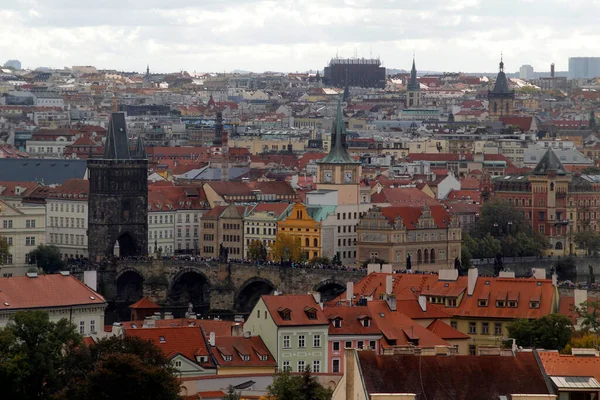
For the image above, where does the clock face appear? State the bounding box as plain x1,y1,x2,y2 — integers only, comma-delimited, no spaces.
344,171,353,183
324,170,333,183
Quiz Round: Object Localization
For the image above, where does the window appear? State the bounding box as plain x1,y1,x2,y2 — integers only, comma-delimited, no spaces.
26,219,36,228
282,360,291,372
333,319,341,328
332,359,340,373
447,298,457,307
313,335,321,348
333,342,340,351
297,360,305,372
494,323,502,335
25,237,35,246
508,301,518,308
3,220,13,229
90,320,96,333
357,341,364,349
79,321,85,335
282,335,291,349
369,340,376,350
481,322,489,335
469,345,477,356
298,335,305,348
450,321,458,330
530,301,540,309
313,360,320,373
7,237,12,246
175,360,182,367
345,341,352,349
496,300,506,308
478,299,488,307
257,310,260,318
469,322,476,334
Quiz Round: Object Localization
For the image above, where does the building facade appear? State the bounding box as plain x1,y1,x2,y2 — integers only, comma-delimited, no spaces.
488,59,515,120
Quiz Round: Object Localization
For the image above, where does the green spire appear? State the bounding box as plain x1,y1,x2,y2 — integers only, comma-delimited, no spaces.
317,97,360,165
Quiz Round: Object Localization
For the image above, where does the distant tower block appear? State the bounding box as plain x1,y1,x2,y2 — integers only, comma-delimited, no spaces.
551,63,555,78
87,112,148,261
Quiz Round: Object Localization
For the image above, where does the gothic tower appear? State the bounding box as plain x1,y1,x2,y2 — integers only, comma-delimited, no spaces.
88,112,148,261
488,56,515,120
407,57,421,107
316,99,362,205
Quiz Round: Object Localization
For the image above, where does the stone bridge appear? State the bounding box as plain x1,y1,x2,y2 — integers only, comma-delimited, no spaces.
93,260,366,318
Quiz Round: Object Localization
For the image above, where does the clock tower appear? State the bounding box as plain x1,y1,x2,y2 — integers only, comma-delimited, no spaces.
316,99,362,205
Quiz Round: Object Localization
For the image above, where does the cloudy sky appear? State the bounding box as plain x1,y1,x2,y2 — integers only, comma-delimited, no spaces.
1,0,598,74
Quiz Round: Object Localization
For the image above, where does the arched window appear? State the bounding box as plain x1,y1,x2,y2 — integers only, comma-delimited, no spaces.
493,102,498,113
430,249,436,263
305,238,310,247
424,249,429,263
506,102,509,114
417,249,422,264
555,241,563,250
550,182,554,191
313,238,318,247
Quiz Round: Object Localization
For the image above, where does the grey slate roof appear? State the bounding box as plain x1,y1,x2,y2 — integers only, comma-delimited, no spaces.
531,148,569,175
0,159,87,185
103,112,132,160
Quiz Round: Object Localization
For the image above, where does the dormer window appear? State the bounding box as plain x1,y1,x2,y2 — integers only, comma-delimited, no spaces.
278,308,291,321
195,355,208,363
304,307,317,320
362,319,371,327
224,355,232,362
530,301,540,309
241,355,250,361
496,300,506,308
508,301,518,308
260,355,268,361
332,318,342,328
478,299,488,307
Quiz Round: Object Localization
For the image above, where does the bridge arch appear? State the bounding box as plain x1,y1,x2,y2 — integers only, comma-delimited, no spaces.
314,278,347,303
234,277,276,313
167,268,211,314
116,268,144,303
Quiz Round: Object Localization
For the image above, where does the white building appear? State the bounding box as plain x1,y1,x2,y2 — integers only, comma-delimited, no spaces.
33,92,64,108
0,192,46,277
0,273,106,336
519,65,534,80
26,129,76,158
45,179,89,259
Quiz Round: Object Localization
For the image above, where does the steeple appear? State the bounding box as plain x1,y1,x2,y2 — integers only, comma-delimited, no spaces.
492,54,511,94
531,148,569,176
103,112,132,160
318,98,360,165
133,134,146,159
408,56,419,91
146,64,150,76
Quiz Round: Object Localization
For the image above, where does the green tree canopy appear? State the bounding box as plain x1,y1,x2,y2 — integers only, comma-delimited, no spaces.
0,236,9,265
0,310,82,400
271,233,303,262
507,314,573,350
28,244,65,273
267,367,332,400
573,231,600,256
576,300,600,333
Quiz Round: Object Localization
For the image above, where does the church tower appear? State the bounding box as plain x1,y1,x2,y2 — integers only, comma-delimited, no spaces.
406,57,421,107
316,99,362,205
88,112,148,261
488,56,515,120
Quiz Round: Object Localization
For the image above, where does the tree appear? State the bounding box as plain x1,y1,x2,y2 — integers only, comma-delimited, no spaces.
224,385,241,400
563,332,599,354
267,367,332,400
57,335,181,400
248,239,266,261
0,310,82,400
507,314,573,350
0,236,9,265
554,256,577,281
574,231,600,256
28,244,65,273
271,233,303,262
576,300,600,333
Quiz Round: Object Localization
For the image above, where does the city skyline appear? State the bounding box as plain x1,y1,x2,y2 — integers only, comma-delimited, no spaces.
2,0,600,73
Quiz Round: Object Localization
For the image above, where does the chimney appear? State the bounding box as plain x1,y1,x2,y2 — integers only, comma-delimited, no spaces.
83,270,97,291
209,332,215,347
467,268,478,296
551,63,555,78
381,264,392,274
385,294,397,312
231,323,243,337
418,295,427,312
244,331,251,339
111,322,124,336
367,264,381,274
346,282,354,303
385,275,393,295
532,268,546,280
574,289,587,311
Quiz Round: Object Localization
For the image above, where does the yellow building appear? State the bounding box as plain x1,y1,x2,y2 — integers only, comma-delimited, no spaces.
231,137,307,155
278,203,322,260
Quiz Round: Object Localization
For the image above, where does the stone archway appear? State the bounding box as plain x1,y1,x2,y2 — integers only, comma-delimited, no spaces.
116,269,144,303
314,278,347,303
113,232,137,258
167,269,210,314
234,278,276,313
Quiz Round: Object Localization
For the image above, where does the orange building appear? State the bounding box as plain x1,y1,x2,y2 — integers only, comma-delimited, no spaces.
277,203,322,260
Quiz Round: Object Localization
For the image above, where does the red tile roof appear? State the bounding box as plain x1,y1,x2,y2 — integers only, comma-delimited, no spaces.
358,351,550,398
367,301,449,347
47,179,89,200
0,181,40,197
121,318,238,337
324,305,381,336
371,187,437,206
209,336,276,368
129,297,161,309
500,116,534,131
538,351,600,380
426,319,469,340
378,204,452,230
262,295,329,326
126,327,213,365
0,274,105,310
